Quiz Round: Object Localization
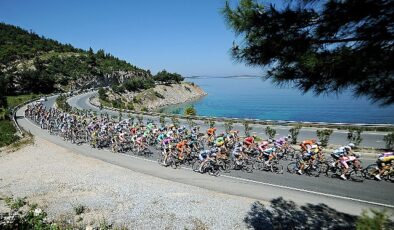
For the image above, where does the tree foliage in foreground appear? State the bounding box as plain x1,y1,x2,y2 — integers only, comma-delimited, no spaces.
222,0,394,105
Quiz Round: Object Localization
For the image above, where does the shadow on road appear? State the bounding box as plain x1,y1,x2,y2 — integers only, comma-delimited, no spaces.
244,197,357,230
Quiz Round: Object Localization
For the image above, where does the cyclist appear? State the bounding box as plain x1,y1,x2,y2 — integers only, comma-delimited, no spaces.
297,143,320,175
338,143,359,180
375,152,394,180
198,147,218,172
176,140,188,160
161,136,173,165
258,141,276,165
243,134,257,149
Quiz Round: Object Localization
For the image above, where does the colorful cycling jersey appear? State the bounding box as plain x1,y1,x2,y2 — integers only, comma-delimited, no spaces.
244,136,254,144
301,139,315,149
147,123,154,130
207,128,216,135
162,137,172,145
275,137,286,147
176,141,187,150
378,152,394,162
136,136,144,143
157,133,166,141
263,147,276,154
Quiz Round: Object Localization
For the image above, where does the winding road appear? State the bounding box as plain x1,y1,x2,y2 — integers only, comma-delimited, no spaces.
16,94,394,216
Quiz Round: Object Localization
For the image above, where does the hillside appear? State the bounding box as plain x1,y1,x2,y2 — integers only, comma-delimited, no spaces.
0,23,151,96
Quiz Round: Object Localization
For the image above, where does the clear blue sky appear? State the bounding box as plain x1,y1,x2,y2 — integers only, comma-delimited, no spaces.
0,0,261,77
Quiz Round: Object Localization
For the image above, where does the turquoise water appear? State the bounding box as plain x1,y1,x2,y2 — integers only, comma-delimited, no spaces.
160,77,394,124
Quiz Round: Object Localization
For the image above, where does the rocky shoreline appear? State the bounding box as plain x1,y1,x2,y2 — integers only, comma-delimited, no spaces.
93,82,207,112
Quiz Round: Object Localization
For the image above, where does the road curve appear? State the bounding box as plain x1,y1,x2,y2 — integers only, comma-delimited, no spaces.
69,91,389,149
16,95,394,216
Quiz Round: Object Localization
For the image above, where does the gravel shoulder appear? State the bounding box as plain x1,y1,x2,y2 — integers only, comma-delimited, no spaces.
0,137,253,229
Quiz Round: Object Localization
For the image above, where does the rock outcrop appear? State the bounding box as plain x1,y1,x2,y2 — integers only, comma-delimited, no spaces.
96,82,207,111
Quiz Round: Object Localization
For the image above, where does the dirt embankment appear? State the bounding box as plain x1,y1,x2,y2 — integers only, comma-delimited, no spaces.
0,137,251,229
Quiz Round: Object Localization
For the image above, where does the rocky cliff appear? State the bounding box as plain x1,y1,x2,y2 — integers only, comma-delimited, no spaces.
94,82,207,111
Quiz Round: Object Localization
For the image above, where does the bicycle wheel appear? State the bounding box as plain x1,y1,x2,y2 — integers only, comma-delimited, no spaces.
192,160,201,172
388,170,394,182
253,160,263,171
271,163,284,174
349,169,364,182
319,162,330,176
364,164,379,180
287,162,298,174
242,162,253,173
208,166,220,176
306,163,321,177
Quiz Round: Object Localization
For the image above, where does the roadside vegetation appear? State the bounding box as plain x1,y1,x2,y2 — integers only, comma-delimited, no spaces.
0,22,151,105
0,119,19,147
0,94,42,148
0,196,115,229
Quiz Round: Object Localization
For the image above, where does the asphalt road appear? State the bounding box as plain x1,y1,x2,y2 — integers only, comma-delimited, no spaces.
16,95,394,216
69,91,389,149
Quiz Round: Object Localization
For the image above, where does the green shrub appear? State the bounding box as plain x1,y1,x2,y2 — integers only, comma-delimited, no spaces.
383,132,394,150
73,204,86,215
5,197,27,211
111,99,123,109
356,209,391,230
243,121,253,137
184,105,197,116
154,91,165,99
132,97,141,104
265,126,276,139
154,70,184,84
98,87,107,100
56,94,72,112
111,84,124,94
316,129,333,147
0,119,19,147
224,120,234,133
124,77,154,91
204,119,215,128
289,125,302,144
141,106,148,112
347,127,363,146
127,103,134,110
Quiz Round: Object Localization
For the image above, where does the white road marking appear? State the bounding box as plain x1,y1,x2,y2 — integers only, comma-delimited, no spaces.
22,114,394,209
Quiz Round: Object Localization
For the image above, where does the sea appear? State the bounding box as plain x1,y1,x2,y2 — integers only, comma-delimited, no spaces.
159,76,394,124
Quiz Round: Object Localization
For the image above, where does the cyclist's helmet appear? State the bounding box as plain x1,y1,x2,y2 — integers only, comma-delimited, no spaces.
316,141,322,146
348,143,355,148
210,147,219,153
344,145,352,151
